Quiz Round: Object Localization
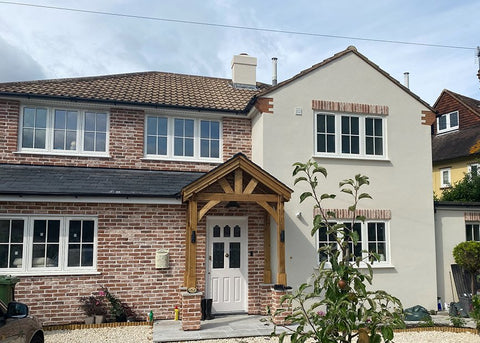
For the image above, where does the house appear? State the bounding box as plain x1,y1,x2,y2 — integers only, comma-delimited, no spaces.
0,46,437,330
431,90,480,197
431,90,480,305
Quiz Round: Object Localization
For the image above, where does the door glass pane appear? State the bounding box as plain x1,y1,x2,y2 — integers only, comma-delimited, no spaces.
229,242,240,268
212,242,224,269
213,225,220,237
234,225,241,237
223,225,231,237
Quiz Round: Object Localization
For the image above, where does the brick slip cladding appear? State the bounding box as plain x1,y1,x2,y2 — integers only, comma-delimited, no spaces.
1,201,188,325
2,201,271,325
0,101,251,169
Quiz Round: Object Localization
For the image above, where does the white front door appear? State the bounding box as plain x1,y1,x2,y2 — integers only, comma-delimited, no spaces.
206,217,248,314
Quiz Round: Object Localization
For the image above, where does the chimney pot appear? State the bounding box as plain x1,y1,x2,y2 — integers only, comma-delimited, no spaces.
272,57,278,86
404,72,410,89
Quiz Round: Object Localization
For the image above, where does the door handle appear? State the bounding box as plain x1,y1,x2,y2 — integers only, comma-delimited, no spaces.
225,253,229,257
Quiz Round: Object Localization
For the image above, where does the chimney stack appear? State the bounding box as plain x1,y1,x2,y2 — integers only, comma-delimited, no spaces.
477,47,480,82
272,57,278,86
231,53,257,89
404,72,410,89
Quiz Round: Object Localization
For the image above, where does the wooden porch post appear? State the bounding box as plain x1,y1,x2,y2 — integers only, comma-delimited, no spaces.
276,198,287,285
263,213,272,283
184,200,198,288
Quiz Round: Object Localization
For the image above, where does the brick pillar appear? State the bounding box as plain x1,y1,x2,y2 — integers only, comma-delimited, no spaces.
271,287,292,325
181,291,202,331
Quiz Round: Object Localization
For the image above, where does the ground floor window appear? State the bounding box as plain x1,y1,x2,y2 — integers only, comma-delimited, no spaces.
0,216,97,274
466,223,480,241
317,220,389,265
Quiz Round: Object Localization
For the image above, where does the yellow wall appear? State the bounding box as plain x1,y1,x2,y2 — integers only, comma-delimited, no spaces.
433,159,475,198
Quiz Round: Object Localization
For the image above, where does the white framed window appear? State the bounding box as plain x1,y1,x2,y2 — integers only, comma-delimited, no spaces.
317,220,390,266
440,168,451,188
469,163,480,177
466,223,480,241
437,111,459,134
0,216,98,275
315,112,385,159
145,115,222,161
20,106,109,156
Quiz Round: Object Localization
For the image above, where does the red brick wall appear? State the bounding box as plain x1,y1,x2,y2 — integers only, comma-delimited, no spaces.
1,201,187,325
433,92,480,134
0,100,251,170
1,201,269,325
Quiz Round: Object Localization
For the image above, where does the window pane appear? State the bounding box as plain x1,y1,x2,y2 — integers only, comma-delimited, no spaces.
213,242,224,269
327,116,335,133
82,221,95,242
366,117,373,135
147,117,157,135
47,220,60,243
229,242,240,268
201,121,209,138
81,244,94,266
54,130,64,149
174,119,183,136
0,220,8,243
450,112,458,127
475,225,480,241
317,134,326,152
84,132,94,151
0,246,7,268
341,136,350,153
33,220,47,243
375,138,383,155
201,139,209,157
23,108,35,127
466,225,473,241
35,129,46,149
157,137,167,155
374,119,382,136
211,141,219,158
69,221,81,242
147,136,156,154
68,244,80,267
37,109,47,128
317,115,325,132
158,117,167,135
97,113,107,132
66,111,77,130
22,128,34,148
234,225,241,237
46,244,59,266
66,131,76,150
185,119,194,137
85,112,95,131
32,244,45,266
224,225,231,237
438,115,447,130
55,111,66,129
211,121,219,139
174,137,183,155
10,244,23,268
327,135,335,153
213,225,220,237
341,116,349,134
185,138,194,156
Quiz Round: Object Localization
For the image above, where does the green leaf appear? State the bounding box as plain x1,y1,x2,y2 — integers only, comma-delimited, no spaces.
312,166,328,177
340,188,353,195
321,193,336,200
358,193,372,200
294,176,308,185
381,326,394,340
299,192,312,203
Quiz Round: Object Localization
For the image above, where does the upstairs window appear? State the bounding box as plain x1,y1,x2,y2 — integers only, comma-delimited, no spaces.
440,168,451,188
437,111,459,134
469,163,480,177
315,112,385,159
145,115,221,161
466,223,480,241
20,106,109,155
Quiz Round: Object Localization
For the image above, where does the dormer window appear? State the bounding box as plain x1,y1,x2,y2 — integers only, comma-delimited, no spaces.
437,111,459,134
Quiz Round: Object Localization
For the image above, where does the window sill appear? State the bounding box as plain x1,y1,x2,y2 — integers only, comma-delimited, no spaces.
0,269,101,276
312,154,390,162
15,150,111,159
142,156,222,164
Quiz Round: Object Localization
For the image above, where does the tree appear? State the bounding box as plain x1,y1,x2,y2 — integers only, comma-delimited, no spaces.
274,160,404,343
441,172,480,202
453,241,480,295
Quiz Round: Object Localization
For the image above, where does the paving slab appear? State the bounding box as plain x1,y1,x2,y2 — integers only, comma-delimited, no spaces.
153,314,292,342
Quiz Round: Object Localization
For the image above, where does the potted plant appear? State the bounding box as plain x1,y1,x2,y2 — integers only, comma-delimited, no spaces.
101,287,128,322
79,292,107,324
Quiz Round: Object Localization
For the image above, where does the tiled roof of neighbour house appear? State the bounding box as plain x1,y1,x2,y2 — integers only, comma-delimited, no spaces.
0,72,270,113
0,164,204,198
433,89,480,117
257,46,434,111
432,123,480,162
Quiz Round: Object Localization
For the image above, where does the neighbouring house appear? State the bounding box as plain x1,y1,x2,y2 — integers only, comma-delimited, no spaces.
0,46,437,330
431,90,480,305
431,90,480,198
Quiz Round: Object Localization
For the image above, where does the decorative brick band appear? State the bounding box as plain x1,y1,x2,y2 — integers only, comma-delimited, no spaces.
421,110,436,126
312,100,389,115
255,97,273,114
315,208,392,220
464,212,480,221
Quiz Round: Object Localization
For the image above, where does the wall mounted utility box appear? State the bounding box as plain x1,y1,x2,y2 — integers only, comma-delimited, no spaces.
155,249,170,269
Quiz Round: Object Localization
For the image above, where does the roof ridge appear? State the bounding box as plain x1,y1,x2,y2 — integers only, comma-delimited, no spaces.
443,89,480,117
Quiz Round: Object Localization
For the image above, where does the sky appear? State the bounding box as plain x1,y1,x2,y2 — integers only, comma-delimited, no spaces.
0,0,478,105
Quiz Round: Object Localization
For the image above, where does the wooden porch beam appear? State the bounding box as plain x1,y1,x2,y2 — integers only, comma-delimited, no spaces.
185,200,198,288
243,178,258,194
257,201,278,222
196,193,279,202
219,178,234,194
198,200,221,221
234,169,243,194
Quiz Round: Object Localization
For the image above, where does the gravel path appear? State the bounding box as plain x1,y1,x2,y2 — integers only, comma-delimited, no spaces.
45,325,480,343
